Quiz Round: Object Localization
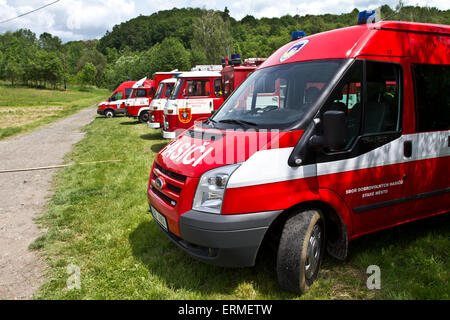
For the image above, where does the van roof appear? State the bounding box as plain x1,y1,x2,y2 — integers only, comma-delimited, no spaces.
116,81,136,90
176,71,222,78
261,21,450,69
161,78,177,84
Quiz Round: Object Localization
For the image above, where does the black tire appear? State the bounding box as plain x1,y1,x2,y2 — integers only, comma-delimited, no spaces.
276,210,325,294
138,111,149,123
105,109,115,118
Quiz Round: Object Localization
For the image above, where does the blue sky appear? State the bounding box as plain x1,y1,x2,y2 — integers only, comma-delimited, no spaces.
0,0,448,42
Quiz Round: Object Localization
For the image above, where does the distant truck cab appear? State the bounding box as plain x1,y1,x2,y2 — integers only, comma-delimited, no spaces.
124,78,155,123
148,17,450,294
97,81,135,118
148,78,177,129
162,71,224,139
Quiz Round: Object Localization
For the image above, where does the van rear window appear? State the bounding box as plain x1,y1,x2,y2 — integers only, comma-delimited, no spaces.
413,64,450,132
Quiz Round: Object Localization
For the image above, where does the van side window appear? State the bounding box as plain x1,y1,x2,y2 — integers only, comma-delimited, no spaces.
413,64,450,132
125,88,132,98
110,91,123,101
323,60,363,149
186,79,211,97
134,89,147,98
364,62,400,134
214,79,223,97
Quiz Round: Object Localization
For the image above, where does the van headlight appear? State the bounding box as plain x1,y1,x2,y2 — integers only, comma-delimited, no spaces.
192,164,240,214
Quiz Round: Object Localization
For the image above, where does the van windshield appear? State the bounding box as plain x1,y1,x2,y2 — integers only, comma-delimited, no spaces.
164,83,174,98
154,83,165,99
170,78,183,100
212,60,345,129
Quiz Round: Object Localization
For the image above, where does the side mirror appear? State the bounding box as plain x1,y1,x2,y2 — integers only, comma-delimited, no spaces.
310,110,346,150
210,110,216,117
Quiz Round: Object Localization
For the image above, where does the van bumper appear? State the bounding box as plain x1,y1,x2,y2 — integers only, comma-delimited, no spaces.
162,130,176,139
152,209,282,267
148,122,161,128
97,109,105,115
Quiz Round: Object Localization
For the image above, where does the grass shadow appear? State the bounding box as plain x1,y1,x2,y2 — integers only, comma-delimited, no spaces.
151,143,168,153
120,120,140,125
140,133,164,141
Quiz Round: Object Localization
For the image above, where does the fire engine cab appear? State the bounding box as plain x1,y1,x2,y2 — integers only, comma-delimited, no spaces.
148,78,177,129
147,15,450,294
162,71,224,139
221,54,266,99
124,77,155,123
97,81,135,118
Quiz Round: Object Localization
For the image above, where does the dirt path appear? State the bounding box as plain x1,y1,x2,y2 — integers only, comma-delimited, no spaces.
0,106,97,300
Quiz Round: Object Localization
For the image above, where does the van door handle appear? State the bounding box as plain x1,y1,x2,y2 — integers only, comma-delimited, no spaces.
404,140,412,158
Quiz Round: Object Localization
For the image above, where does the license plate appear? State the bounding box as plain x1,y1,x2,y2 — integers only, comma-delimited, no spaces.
151,206,168,231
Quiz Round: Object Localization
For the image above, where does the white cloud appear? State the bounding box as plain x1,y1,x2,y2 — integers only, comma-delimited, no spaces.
0,0,448,42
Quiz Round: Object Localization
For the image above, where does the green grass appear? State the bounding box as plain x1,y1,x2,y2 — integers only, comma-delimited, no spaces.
0,83,109,140
32,116,449,299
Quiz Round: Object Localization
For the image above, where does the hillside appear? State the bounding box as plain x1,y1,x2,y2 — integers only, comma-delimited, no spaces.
1,4,449,90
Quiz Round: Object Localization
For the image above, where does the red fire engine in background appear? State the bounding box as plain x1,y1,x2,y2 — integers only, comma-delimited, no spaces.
124,78,155,123
97,81,135,118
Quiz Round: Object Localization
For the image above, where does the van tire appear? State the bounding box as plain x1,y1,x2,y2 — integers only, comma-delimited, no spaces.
138,111,149,123
105,109,115,118
276,210,325,294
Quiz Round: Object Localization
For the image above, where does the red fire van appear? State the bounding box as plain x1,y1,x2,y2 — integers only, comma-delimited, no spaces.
124,77,155,123
148,78,177,129
162,71,224,139
97,81,135,118
147,17,450,293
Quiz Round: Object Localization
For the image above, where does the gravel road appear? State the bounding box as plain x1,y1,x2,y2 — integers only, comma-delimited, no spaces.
0,106,97,299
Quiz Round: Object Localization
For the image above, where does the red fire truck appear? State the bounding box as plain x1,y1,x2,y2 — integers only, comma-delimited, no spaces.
162,71,224,139
124,78,155,123
97,81,135,118
221,55,266,99
147,15,450,294
148,78,177,129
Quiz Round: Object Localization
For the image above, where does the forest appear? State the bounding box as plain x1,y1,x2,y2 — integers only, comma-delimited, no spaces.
0,3,449,90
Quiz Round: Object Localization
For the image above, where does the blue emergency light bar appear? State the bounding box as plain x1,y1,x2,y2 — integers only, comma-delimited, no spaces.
291,31,306,41
357,10,376,25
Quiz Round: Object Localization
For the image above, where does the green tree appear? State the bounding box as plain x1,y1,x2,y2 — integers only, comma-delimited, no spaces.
147,38,190,74
191,10,233,64
79,62,97,86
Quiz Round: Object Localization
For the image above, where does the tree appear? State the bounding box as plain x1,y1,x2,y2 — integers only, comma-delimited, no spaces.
79,63,97,86
192,10,233,64
146,38,191,75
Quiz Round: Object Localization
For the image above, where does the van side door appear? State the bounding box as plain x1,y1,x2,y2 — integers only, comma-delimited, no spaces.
408,64,450,219
316,60,411,237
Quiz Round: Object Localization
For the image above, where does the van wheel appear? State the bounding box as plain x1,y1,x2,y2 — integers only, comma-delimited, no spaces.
138,112,149,123
276,210,325,294
105,109,115,118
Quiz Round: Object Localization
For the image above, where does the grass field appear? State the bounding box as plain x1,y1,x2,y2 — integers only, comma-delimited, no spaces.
32,116,449,300
0,83,109,140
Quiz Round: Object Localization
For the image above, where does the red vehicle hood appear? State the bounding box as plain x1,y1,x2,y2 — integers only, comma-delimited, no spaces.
155,126,303,178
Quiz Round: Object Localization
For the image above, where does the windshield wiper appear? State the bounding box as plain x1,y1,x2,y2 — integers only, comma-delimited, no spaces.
218,119,257,127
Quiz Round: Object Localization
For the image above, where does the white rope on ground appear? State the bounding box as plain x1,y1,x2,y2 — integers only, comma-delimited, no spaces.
0,160,122,174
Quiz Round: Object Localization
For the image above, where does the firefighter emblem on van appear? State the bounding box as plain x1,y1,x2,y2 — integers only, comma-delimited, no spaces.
178,108,192,124
280,39,309,62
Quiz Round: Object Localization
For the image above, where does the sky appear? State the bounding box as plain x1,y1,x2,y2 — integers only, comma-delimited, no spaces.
0,0,448,42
